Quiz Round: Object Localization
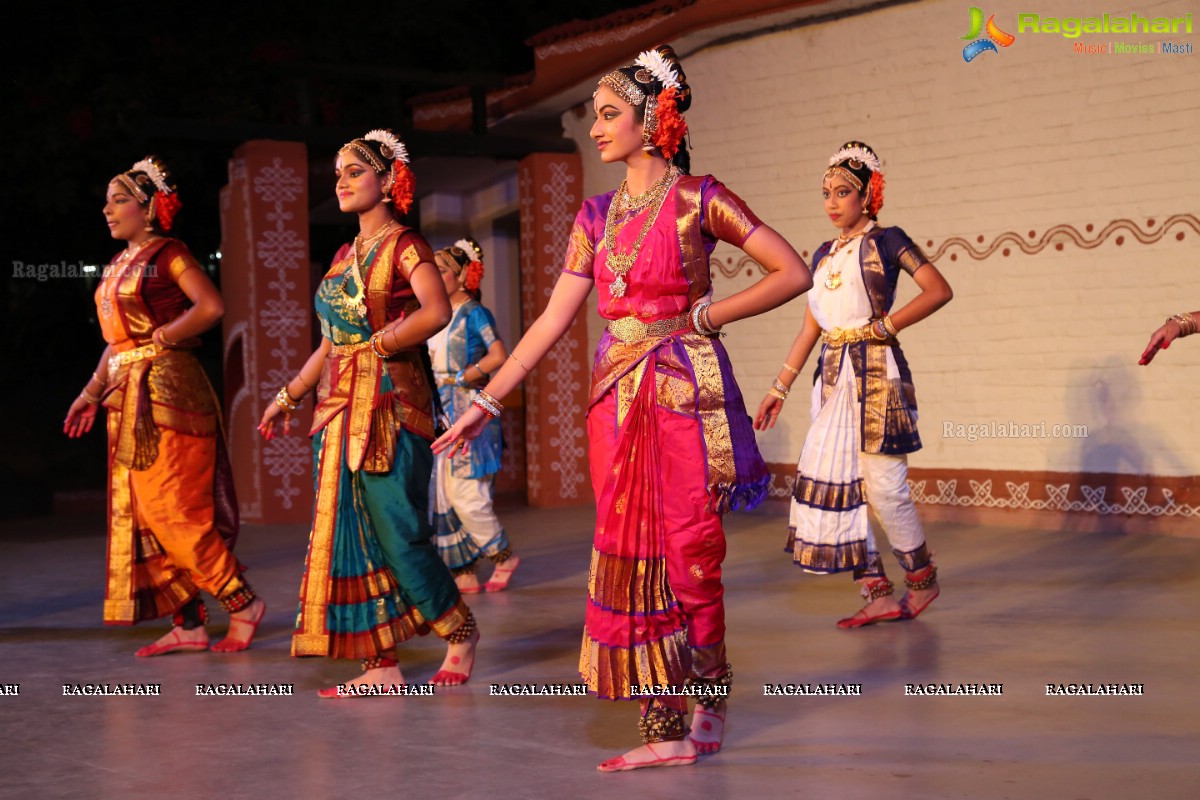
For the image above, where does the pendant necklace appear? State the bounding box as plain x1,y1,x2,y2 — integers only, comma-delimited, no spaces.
603,166,678,298
342,220,397,318
822,221,874,291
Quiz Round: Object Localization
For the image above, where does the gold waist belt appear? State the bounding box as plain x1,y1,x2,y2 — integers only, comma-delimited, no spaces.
606,312,690,345
330,340,372,357
108,342,163,373
820,324,892,347
331,340,418,359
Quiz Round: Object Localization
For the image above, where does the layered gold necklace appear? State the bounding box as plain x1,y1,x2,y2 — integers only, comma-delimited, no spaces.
603,166,678,298
821,221,874,291
342,220,398,318
100,236,161,318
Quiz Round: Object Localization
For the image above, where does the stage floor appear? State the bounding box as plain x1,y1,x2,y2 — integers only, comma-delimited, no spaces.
2,506,1198,799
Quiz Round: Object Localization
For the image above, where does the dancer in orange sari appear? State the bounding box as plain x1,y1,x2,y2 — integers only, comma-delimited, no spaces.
64,157,264,656
435,47,811,771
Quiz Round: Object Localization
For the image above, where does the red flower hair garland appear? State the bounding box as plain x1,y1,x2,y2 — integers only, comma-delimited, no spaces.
155,192,183,231
391,162,415,215
652,88,688,159
463,260,485,292
866,171,885,217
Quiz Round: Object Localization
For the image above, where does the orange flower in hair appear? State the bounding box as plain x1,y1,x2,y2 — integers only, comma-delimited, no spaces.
653,88,688,159
464,260,485,292
866,171,885,217
391,162,415,214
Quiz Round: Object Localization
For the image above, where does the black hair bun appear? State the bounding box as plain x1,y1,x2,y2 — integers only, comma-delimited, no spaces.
656,44,691,112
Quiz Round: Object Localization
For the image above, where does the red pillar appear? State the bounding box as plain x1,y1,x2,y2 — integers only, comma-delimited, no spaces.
219,141,313,524
517,153,590,507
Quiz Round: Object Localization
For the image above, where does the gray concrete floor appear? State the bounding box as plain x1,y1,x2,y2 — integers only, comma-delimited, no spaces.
2,506,1199,800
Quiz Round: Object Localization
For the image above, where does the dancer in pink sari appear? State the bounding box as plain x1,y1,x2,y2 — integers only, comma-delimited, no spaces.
434,46,811,771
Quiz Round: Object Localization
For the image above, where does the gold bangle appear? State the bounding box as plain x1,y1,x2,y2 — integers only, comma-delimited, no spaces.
275,386,299,412
369,331,391,358
781,363,800,376
771,378,790,398
767,389,787,402
1170,313,1196,337
80,387,102,405
153,327,179,348
882,316,899,337
509,353,529,373
701,304,723,333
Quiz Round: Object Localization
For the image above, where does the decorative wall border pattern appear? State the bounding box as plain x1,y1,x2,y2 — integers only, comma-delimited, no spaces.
909,477,1200,518
925,213,1199,263
712,213,1198,279
764,463,1200,519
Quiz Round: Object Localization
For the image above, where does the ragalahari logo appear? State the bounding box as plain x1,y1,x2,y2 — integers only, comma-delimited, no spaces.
962,7,1016,61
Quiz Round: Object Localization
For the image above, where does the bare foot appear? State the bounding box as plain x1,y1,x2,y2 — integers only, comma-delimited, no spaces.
212,597,266,653
455,572,483,595
689,704,726,754
836,594,902,629
597,739,697,772
429,626,479,686
484,554,520,592
134,625,209,657
317,665,407,699
899,582,940,620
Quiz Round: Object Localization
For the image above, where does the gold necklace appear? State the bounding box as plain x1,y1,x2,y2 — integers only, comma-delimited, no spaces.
342,221,397,318
100,236,161,317
603,166,678,298
821,222,873,291
611,167,676,216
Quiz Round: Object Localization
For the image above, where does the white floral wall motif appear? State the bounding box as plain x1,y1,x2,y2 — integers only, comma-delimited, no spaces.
252,158,308,510
909,478,1200,518
519,157,588,504
518,167,541,499
540,161,586,499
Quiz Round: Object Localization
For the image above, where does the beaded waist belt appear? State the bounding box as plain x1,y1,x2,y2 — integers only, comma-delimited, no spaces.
108,342,164,373
820,324,893,347
606,312,690,345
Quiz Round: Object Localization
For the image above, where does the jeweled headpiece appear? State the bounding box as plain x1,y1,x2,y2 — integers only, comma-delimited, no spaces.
824,141,886,218
113,155,182,231
454,237,483,264
595,45,691,162
340,128,415,214
438,238,485,292
598,71,646,108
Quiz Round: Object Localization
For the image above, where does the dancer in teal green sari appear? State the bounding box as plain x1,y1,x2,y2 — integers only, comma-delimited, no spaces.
259,129,478,696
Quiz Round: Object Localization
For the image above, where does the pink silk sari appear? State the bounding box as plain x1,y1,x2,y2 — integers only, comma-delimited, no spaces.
567,175,769,699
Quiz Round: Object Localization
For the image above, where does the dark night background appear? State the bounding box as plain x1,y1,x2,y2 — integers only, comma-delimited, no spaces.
1,0,648,517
